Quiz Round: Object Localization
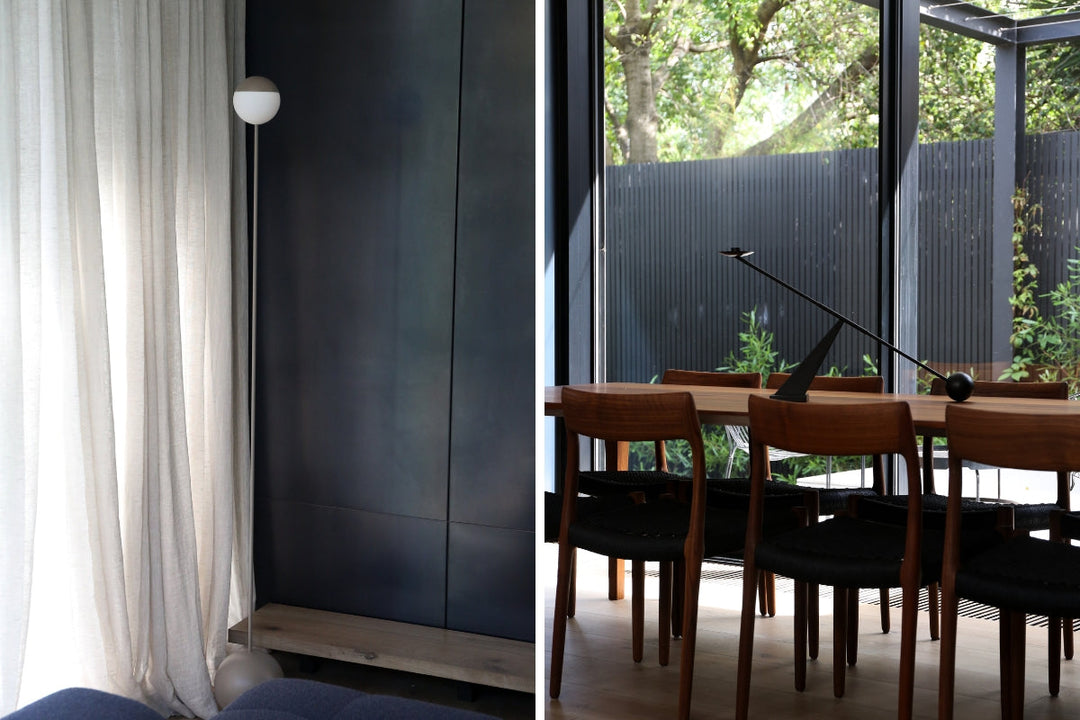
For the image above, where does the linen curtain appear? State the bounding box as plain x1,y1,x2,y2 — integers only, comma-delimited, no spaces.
0,1,248,716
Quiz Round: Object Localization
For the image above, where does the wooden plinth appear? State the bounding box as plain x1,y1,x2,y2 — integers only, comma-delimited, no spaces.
228,603,534,694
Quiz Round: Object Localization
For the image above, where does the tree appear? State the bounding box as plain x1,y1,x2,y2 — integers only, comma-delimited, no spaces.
604,0,880,163
604,0,1080,165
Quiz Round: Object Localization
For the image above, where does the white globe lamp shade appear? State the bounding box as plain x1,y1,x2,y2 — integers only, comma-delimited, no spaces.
213,648,284,708
233,76,280,125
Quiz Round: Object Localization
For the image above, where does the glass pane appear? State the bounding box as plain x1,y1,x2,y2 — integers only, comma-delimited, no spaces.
602,0,881,477
602,0,882,384
917,7,1080,396
916,24,997,383
1017,38,1080,393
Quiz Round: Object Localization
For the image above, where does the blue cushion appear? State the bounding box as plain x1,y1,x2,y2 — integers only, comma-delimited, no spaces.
2,687,164,720
224,679,499,720
3,679,500,720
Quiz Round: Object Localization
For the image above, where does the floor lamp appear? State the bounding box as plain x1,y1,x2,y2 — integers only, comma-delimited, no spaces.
213,76,284,708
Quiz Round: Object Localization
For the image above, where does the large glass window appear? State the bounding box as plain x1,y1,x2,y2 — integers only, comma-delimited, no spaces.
914,2,1080,393
602,0,883,385
601,0,881,476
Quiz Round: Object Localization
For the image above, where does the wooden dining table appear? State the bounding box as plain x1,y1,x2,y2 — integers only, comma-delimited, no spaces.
544,381,1080,434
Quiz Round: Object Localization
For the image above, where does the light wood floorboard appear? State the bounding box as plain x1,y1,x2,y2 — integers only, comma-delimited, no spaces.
543,544,1080,719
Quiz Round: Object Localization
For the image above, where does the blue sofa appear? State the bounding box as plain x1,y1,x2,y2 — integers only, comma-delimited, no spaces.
2,679,499,720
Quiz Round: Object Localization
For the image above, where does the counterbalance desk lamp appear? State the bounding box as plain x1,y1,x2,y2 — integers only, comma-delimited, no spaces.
213,76,284,708
720,248,974,403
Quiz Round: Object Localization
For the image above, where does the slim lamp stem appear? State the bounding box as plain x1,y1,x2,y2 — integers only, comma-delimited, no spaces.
247,124,259,653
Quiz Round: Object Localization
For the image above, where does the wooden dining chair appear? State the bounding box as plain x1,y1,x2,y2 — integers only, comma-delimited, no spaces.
765,374,890,649
733,395,987,720
659,369,817,627
919,379,1073,652
660,370,766,631
939,404,1080,720
550,388,758,720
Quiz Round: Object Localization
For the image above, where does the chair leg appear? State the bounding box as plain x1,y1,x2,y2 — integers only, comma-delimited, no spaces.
938,579,960,720
756,570,777,617
609,557,624,600
1011,612,1026,719
1065,617,1074,660
735,558,760,720
998,610,1027,720
677,554,704,720
567,549,577,618
809,583,820,660
672,558,684,638
766,571,777,617
632,559,645,663
1049,615,1061,697
549,539,576,698
794,580,807,692
833,587,848,698
897,584,919,720
879,588,891,633
847,586,859,666
1000,609,1012,720
927,582,940,640
659,561,672,667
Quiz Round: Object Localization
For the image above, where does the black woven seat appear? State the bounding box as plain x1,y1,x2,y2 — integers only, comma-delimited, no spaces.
569,498,747,560
578,469,686,498
816,487,877,516
544,491,635,543
706,477,811,538
1013,502,1065,531
1060,510,1080,538
956,536,1080,618
756,516,905,589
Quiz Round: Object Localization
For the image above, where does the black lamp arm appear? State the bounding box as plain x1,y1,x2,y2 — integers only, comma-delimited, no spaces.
721,247,973,402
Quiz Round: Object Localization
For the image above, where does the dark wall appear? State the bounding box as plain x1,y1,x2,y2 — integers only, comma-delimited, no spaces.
247,0,534,642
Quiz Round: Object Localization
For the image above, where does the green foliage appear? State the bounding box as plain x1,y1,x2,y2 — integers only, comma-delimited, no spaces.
999,186,1080,396
918,25,996,142
630,307,881,482
1026,38,1080,134
718,307,794,381
603,0,1080,164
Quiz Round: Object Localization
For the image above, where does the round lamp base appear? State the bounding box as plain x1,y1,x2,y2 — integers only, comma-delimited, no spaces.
213,648,284,708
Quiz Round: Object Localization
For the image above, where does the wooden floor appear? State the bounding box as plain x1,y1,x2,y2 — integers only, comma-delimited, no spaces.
543,545,1080,720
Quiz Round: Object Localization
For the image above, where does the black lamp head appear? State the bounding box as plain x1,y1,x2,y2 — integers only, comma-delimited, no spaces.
944,371,974,402
720,247,754,258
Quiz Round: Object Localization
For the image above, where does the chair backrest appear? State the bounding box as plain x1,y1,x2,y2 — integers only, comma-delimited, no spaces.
748,394,918,469
661,369,762,389
923,378,1070,494
765,373,884,393
659,370,761,471
561,387,709,527
746,395,924,556
929,377,1068,399
942,405,1080,569
758,374,886,491
945,404,1080,474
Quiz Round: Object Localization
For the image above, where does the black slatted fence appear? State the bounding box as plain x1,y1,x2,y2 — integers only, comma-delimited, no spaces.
604,131,1080,383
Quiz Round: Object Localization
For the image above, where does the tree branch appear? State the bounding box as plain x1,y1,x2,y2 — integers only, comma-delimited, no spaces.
741,44,879,156
605,95,630,161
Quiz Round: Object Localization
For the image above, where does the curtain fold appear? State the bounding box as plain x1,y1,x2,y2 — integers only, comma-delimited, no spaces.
0,2,247,717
